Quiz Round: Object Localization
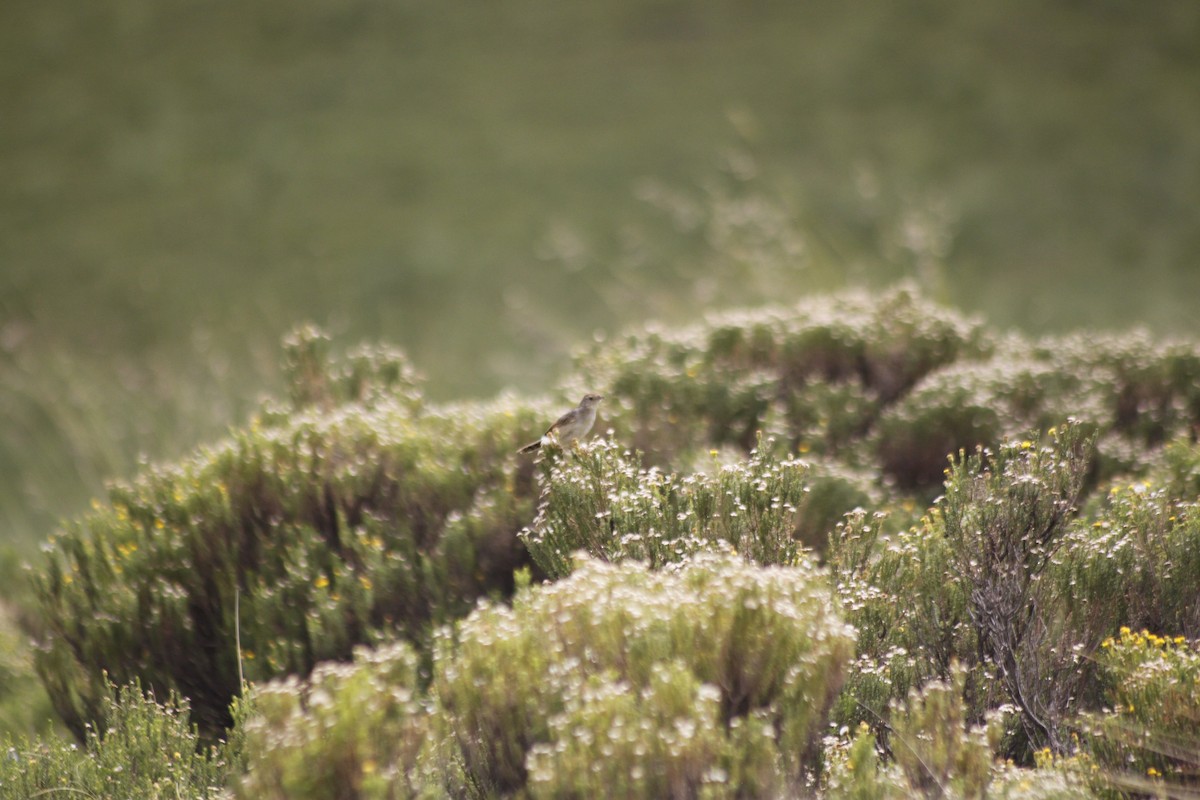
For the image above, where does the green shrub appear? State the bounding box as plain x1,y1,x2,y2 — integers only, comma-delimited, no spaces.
435,554,855,796
236,641,450,800
0,554,56,739
579,285,993,465
0,681,236,800
826,668,1091,799
939,422,1093,755
1055,477,1200,647
875,333,1200,493
828,509,982,741
521,436,814,577
1071,628,1200,798
872,345,1103,492
832,423,1098,762
275,324,425,416
22,288,1200,795
886,666,996,799
1058,332,1200,447
524,662,783,799
32,344,544,740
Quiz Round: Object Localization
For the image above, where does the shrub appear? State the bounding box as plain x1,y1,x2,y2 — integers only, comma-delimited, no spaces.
940,422,1093,755
0,681,236,800
826,667,1091,799
831,423,1099,761
32,344,543,740
524,662,783,799
236,641,451,800
886,666,996,799
875,333,1200,493
520,436,814,578
828,509,982,742
1055,464,1200,643
275,324,425,415
579,285,993,465
435,554,855,796
0,591,55,738
1058,332,1200,446
1070,628,1200,798
873,348,1099,492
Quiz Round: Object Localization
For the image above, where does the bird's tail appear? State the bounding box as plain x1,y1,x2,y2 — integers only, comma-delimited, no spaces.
518,440,542,454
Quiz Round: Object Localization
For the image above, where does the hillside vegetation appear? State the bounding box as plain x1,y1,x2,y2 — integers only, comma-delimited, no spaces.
5,286,1200,798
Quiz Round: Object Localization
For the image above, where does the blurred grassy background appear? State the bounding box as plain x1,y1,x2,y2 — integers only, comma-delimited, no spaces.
1,0,1199,555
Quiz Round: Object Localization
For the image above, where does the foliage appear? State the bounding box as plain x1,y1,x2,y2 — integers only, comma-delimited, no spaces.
830,424,1098,759
0,681,237,800
227,556,852,799
0,554,56,739
828,509,982,743
32,338,544,740
275,324,425,417
579,286,994,468
435,554,855,797
236,641,451,800
940,423,1094,754
18,288,1200,796
1056,474,1200,644
825,667,1091,799
524,662,784,800
1071,628,1200,797
520,436,815,578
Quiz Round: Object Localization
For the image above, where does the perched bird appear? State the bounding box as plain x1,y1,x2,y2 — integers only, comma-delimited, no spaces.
519,394,604,454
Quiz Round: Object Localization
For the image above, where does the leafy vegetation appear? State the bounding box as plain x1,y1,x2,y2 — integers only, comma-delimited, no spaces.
7,287,1200,797
0,682,239,800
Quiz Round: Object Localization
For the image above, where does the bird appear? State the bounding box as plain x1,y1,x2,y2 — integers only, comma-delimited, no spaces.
518,394,604,454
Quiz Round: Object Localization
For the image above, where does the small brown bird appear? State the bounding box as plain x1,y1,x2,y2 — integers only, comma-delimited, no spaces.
519,394,604,454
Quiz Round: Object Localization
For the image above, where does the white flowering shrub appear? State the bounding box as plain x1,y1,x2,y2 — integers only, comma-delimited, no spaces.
525,663,782,799
577,285,993,467
521,437,814,577
435,554,855,796
235,642,448,800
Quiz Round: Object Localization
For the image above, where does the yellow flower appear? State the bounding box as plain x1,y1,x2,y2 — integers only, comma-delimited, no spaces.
1020,440,1033,450
315,576,330,589
1147,767,1160,777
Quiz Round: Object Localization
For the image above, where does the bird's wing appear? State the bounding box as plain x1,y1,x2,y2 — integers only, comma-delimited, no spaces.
545,407,577,435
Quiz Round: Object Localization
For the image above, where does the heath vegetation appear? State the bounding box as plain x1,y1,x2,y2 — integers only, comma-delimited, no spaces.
5,286,1200,798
